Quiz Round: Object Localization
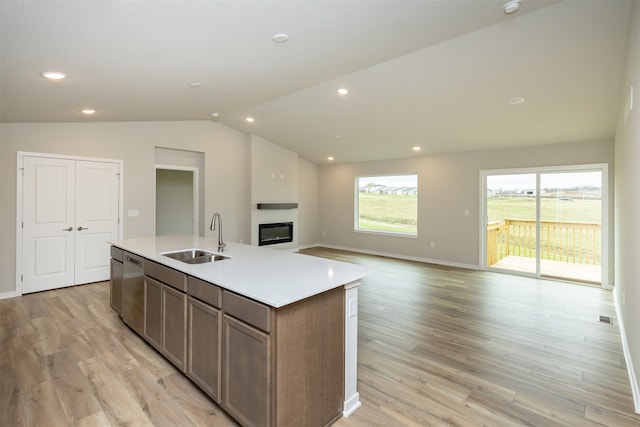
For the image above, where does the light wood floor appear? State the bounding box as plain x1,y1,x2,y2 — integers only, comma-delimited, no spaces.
1,247,639,426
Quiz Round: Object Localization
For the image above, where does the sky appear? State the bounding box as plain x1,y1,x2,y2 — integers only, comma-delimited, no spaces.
487,171,602,191
358,174,417,188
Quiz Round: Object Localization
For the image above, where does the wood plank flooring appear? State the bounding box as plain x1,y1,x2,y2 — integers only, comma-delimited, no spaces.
1,247,639,426
0,280,237,427
302,248,640,427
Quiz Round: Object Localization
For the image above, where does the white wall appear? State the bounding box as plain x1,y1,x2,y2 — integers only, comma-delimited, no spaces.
249,135,299,249
0,121,249,295
319,140,614,275
298,157,320,246
614,0,640,409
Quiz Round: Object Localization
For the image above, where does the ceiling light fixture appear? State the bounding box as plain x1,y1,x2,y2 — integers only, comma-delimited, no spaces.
211,112,220,119
327,156,335,161
272,33,289,43
412,146,422,152
189,82,202,88
81,109,96,115
509,96,525,105
41,71,67,80
503,0,521,14
245,116,255,123
337,88,349,96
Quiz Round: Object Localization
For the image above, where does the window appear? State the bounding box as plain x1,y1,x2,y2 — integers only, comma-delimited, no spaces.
356,174,418,236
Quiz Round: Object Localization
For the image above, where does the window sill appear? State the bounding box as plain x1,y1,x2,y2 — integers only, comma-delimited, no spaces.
354,229,418,239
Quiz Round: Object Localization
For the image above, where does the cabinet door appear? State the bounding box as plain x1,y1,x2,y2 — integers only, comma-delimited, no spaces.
110,258,123,315
144,276,162,350
222,314,271,427
163,285,187,371
187,297,221,402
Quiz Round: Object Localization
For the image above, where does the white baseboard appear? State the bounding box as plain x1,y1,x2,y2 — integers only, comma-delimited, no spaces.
343,392,362,417
309,243,479,271
613,290,640,413
0,291,17,300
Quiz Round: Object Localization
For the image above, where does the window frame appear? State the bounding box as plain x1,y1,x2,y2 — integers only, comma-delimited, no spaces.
354,174,418,238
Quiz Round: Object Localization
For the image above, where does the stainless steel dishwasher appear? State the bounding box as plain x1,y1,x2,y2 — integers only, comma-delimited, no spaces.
122,252,144,335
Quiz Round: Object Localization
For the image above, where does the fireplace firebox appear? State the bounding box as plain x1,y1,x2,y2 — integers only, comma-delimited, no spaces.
258,222,293,246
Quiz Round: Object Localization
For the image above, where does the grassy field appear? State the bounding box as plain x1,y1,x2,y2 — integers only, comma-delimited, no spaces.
358,193,417,233
488,197,601,223
357,193,601,236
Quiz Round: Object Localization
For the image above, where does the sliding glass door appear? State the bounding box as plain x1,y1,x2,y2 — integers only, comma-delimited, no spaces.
482,165,606,285
485,173,537,275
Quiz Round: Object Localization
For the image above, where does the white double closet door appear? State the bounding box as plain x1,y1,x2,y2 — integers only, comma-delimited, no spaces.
20,154,121,294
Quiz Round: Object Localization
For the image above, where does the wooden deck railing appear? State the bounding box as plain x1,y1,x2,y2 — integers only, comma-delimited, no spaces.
487,219,601,266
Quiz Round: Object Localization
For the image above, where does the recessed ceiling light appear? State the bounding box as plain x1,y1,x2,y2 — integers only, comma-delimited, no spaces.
337,88,349,96
81,109,96,115
211,112,220,119
41,71,67,80
189,82,202,88
412,146,422,152
272,33,289,43
503,0,521,14
509,96,525,105
327,156,335,161
245,116,255,123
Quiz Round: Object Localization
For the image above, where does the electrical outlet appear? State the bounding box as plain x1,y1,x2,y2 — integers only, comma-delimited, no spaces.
430,241,435,249
349,298,358,318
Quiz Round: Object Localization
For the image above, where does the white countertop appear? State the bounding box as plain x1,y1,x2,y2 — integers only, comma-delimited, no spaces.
110,235,376,308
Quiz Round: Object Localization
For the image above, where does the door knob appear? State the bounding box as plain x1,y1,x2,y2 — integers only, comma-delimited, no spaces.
77,226,89,231
62,226,73,232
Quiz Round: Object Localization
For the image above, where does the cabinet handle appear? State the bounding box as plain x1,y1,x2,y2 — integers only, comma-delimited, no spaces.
126,256,141,266
62,226,73,232
77,226,89,231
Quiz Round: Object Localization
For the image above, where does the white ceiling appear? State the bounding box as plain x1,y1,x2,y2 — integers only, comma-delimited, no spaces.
0,0,632,164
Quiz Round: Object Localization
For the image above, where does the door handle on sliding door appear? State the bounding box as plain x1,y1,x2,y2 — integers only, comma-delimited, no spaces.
77,226,89,231
62,227,73,232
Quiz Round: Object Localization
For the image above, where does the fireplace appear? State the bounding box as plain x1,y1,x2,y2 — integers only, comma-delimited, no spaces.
258,222,293,246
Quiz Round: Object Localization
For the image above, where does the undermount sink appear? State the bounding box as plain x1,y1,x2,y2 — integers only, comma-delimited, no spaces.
161,249,229,264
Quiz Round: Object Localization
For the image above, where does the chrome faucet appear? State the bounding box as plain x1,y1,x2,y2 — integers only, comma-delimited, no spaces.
209,212,226,252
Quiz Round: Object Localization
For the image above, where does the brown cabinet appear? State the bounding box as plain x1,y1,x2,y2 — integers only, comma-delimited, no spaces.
163,284,187,370
109,247,124,315
144,276,163,350
187,296,221,402
222,314,271,427
221,288,344,427
143,261,187,372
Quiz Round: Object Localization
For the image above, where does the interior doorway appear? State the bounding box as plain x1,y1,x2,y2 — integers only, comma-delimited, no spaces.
481,164,607,285
155,166,198,236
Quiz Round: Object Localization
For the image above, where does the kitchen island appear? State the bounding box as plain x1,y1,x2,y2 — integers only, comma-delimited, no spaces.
109,235,375,427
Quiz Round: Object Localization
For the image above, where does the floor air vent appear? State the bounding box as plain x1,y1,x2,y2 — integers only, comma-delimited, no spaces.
598,315,612,324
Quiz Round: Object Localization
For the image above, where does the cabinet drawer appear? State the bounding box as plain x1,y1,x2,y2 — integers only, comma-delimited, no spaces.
144,259,187,292
110,246,123,262
188,276,221,308
223,291,271,333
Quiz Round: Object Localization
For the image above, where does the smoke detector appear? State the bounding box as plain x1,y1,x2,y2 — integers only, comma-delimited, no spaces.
503,0,521,14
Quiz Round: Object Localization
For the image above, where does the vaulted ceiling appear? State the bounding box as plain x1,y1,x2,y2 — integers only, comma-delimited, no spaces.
0,0,632,164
